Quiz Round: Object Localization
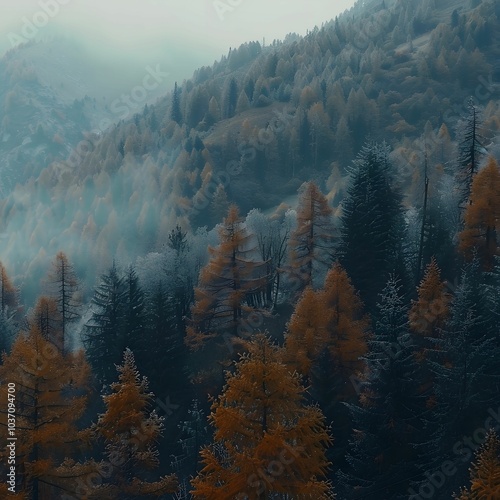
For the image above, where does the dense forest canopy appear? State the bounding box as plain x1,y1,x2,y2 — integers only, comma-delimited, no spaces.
0,0,499,498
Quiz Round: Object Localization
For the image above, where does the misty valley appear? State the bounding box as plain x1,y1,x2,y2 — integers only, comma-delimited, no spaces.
1,0,500,498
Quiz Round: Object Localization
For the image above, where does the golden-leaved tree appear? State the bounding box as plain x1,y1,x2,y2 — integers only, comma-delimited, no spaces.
91,348,178,499
459,156,500,270
0,324,93,499
409,257,451,339
454,429,500,499
191,334,334,499
288,182,335,291
186,205,267,389
284,263,368,382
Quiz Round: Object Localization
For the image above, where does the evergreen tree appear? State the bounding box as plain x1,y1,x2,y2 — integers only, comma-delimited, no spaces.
456,98,486,206
339,277,425,499
171,82,182,124
83,262,127,386
340,143,407,313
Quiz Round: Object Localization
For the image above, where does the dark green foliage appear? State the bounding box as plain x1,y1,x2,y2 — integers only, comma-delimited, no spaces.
339,277,425,499
340,143,408,313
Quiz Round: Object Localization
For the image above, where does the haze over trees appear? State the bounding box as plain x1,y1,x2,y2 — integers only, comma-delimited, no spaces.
0,0,499,498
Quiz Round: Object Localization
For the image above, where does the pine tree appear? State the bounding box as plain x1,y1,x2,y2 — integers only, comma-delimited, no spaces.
454,429,500,499
191,334,334,499
92,348,178,498
459,157,500,270
339,277,424,499
417,259,500,496
0,325,94,499
340,143,407,312
288,181,335,291
456,98,486,206
83,262,127,386
171,82,182,124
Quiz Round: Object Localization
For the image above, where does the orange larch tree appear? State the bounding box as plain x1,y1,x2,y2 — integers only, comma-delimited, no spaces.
288,181,335,291
92,348,178,499
409,257,451,339
191,334,334,499
459,156,500,270
321,262,369,378
0,324,94,499
454,429,500,499
186,205,268,389
284,263,368,382
284,286,327,377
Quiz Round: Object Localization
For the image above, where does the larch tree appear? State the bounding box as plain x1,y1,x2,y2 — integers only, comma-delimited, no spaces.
284,286,327,377
454,429,500,499
92,348,178,499
288,181,335,292
30,296,62,351
45,251,81,353
459,157,500,270
320,262,369,379
186,205,267,349
409,258,451,339
191,334,334,499
0,325,94,499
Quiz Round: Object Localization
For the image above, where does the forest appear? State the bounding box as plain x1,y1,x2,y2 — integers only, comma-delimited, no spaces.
0,0,499,498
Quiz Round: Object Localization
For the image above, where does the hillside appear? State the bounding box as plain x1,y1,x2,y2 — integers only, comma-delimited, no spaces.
0,0,498,298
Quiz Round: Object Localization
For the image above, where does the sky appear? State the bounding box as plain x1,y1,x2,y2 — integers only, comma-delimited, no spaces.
1,0,357,82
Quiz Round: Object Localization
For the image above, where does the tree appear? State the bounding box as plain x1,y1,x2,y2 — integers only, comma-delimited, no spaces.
288,181,335,291
191,334,334,499
171,82,182,124
30,296,62,350
186,205,267,349
456,98,486,206
340,143,407,312
83,262,127,386
459,157,500,270
45,251,81,353
339,277,425,498
92,348,178,498
285,263,369,382
0,261,17,314
409,258,451,339
454,429,500,499
0,325,93,499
